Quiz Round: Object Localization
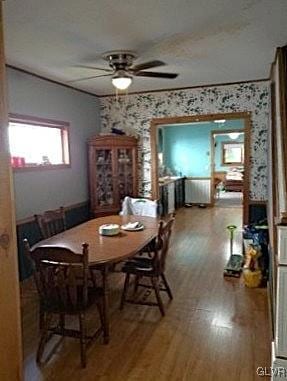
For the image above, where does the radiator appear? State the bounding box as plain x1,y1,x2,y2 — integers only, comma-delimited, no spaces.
185,178,211,204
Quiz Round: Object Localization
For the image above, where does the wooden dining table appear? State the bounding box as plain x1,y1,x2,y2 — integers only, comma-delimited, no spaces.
31,214,159,343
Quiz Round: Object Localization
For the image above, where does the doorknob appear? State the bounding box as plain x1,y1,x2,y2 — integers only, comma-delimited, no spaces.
0,231,10,250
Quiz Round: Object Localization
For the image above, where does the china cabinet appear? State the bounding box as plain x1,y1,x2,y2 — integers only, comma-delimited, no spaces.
88,135,138,216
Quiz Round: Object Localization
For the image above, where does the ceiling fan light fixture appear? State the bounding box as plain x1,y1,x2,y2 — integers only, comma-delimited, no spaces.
228,132,241,140
112,71,132,90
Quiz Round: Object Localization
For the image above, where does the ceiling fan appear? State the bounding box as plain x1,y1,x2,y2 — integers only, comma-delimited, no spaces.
69,50,178,90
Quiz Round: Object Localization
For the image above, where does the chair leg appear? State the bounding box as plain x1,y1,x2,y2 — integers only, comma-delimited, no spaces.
96,301,105,335
161,273,173,300
120,273,130,310
134,275,140,294
90,268,97,287
151,276,165,317
36,312,52,364
59,314,65,332
39,305,44,330
79,313,87,368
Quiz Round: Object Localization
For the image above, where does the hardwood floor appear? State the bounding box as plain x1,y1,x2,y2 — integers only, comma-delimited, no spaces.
22,206,270,381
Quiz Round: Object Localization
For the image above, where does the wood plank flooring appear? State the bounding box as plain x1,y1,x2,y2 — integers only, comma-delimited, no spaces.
22,206,270,381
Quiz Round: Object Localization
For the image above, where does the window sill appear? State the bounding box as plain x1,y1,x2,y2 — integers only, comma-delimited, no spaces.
13,164,71,172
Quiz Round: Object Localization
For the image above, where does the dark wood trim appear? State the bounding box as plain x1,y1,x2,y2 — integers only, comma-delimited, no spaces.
268,45,287,252
100,79,269,98
151,112,251,127
87,134,137,146
13,163,71,173
7,64,99,98
151,112,251,224
0,4,23,379
185,177,211,180
268,47,281,84
270,80,278,254
16,200,89,226
267,281,275,340
268,61,279,257
9,113,70,127
209,128,245,134
7,64,269,100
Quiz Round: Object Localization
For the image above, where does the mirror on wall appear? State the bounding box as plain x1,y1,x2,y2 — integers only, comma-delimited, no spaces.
222,142,244,165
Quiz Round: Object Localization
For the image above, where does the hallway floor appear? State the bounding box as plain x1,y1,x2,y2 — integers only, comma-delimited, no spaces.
215,191,243,208
22,206,270,381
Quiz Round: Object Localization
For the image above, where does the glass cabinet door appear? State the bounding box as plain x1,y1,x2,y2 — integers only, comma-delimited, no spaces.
94,148,114,208
116,148,134,202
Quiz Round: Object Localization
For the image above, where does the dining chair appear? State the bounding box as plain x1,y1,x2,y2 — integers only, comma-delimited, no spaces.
121,196,161,256
24,240,105,368
120,216,175,316
34,208,99,328
34,206,66,239
120,196,158,217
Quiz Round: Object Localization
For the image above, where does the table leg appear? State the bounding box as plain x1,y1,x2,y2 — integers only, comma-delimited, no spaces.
102,265,110,344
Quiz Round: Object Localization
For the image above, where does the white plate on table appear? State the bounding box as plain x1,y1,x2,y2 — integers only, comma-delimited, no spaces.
121,222,144,231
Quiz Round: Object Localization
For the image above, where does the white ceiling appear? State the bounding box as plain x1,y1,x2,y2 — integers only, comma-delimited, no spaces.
3,0,287,96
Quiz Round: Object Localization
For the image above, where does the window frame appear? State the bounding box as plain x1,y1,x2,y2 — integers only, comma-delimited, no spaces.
221,141,244,166
8,113,71,172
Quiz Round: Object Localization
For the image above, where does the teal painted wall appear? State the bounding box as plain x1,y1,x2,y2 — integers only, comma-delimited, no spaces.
161,120,244,177
215,133,244,172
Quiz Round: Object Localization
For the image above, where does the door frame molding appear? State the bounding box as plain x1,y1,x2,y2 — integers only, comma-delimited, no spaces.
0,3,23,380
210,128,247,213
150,111,251,224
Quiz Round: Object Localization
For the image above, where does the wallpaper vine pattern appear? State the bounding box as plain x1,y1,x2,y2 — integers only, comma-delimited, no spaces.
100,82,270,200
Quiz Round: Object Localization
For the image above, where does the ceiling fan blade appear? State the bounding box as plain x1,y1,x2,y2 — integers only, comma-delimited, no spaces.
68,73,112,83
135,71,178,79
131,60,165,72
74,64,113,73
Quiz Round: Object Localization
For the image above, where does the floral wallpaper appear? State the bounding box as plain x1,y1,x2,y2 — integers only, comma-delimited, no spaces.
100,81,270,200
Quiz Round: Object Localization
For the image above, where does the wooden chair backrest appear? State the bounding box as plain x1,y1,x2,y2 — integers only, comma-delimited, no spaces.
154,217,175,273
35,207,66,239
24,239,89,312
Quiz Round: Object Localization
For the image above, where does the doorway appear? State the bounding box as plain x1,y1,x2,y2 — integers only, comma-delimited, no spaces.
211,129,245,209
150,112,251,224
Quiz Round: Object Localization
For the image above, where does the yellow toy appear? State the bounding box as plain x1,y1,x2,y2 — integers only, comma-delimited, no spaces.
243,244,262,288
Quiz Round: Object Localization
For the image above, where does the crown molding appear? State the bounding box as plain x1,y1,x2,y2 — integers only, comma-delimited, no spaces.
6,64,270,99
99,77,270,98
6,64,100,98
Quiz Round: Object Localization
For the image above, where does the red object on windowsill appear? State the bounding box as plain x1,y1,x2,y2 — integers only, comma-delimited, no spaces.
11,156,26,168
11,156,17,167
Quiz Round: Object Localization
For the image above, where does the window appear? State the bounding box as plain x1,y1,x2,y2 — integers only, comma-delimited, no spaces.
8,114,70,170
222,142,244,165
